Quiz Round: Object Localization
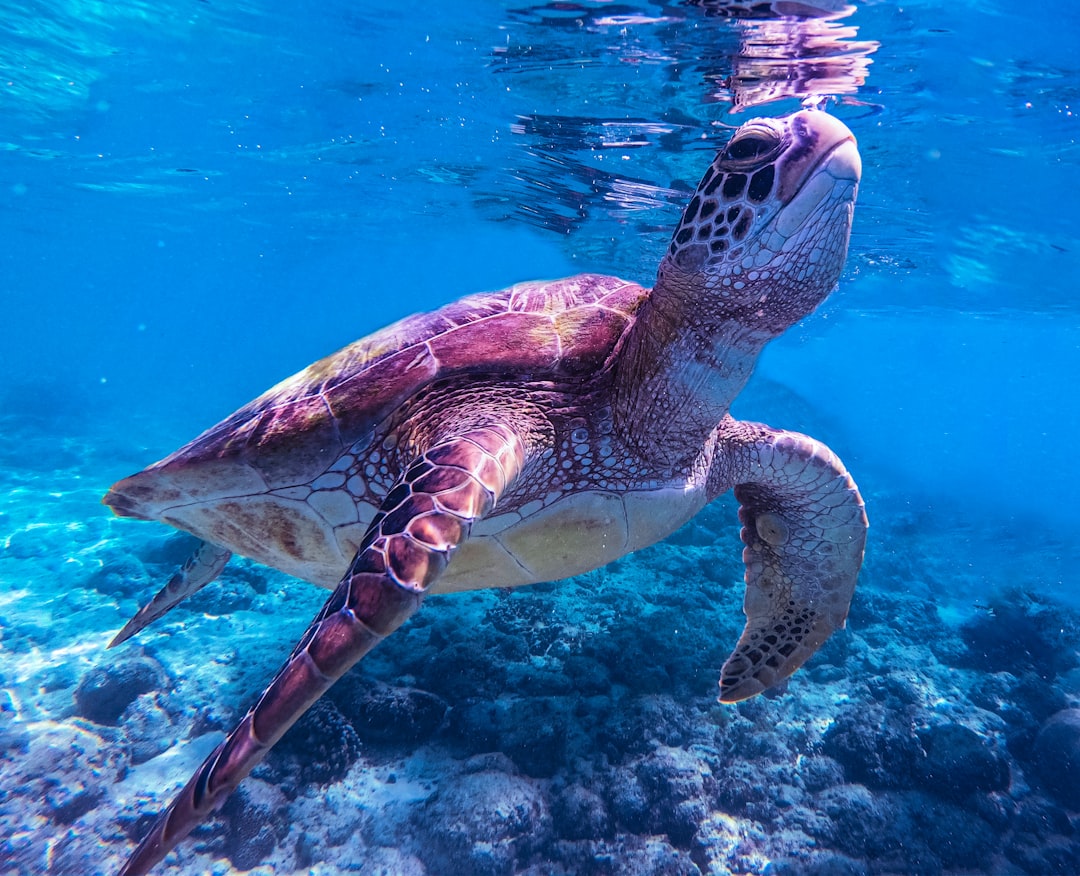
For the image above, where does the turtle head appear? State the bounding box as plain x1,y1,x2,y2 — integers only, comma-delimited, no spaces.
656,109,860,338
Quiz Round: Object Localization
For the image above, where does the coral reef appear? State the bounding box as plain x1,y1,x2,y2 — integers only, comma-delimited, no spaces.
2,423,1080,875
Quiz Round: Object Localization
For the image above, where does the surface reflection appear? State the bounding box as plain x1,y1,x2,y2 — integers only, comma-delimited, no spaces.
713,7,877,112
487,1,877,255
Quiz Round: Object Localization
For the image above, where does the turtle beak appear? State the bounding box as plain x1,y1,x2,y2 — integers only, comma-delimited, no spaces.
773,112,860,239
777,110,860,199
816,127,861,203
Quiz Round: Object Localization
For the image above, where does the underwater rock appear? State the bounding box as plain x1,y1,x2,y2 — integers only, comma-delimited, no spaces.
337,681,448,745
1005,832,1080,875
1010,670,1071,724
890,791,995,871
968,788,1015,833
85,554,149,599
121,693,176,765
634,745,710,803
484,593,569,658
3,721,124,872
605,765,651,834
274,697,363,787
419,639,508,700
958,589,1080,679
47,778,102,825
812,784,898,859
547,835,700,876
462,751,520,775
713,759,776,816
918,722,1010,801
1006,797,1080,873
37,827,94,875
996,671,1070,762
562,654,611,696
417,770,551,876
507,662,576,697
72,655,168,726
656,797,707,850
1032,708,1080,809
797,755,846,793
1013,794,1073,836
607,835,700,876
821,705,926,790
690,811,771,875
217,782,290,871
782,802,835,841
484,629,531,664
967,671,1015,713
185,564,270,615
632,745,714,846
813,784,996,873
729,725,791,762
607,648,672,695
449,696,569,777
866,672,921,707
551,782,612,840
594,694,694,759
41,662,78,695
767,851,869,876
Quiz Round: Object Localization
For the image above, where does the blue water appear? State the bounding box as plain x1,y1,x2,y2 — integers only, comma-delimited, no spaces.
3,2,1080,874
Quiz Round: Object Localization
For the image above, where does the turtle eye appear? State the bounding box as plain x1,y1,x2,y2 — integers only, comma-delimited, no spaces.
722,132,782,166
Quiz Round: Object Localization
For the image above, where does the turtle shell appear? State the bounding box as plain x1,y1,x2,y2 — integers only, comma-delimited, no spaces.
106,273,646,522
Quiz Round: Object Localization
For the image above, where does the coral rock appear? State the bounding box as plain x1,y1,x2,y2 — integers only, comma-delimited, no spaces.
417,770,552,876
919,722,1010,801
72,655,167,726
1033,708,1080,809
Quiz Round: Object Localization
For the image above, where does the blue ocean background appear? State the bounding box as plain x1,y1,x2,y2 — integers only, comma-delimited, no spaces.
3,2,1079,874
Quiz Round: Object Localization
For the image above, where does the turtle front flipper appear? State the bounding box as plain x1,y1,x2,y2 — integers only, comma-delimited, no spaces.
109,541,232,648
712,418,868,703
117,424,528,876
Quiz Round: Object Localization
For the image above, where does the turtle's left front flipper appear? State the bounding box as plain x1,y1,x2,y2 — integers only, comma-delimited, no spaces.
118,424,527,876
712,418,868,703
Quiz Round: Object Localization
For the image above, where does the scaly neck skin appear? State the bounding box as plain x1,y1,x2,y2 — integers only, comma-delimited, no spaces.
614,277,773,472
610,109,860,473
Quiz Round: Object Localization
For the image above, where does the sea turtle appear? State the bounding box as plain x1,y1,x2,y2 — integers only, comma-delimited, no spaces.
105,107,867,875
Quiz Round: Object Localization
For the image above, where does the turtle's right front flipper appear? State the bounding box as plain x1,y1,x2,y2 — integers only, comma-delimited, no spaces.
117,424,528,876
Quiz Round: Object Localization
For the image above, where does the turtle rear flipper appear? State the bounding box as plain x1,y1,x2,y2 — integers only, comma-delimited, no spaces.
714,421,868,702
117,424,528,876
109,541,232,648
